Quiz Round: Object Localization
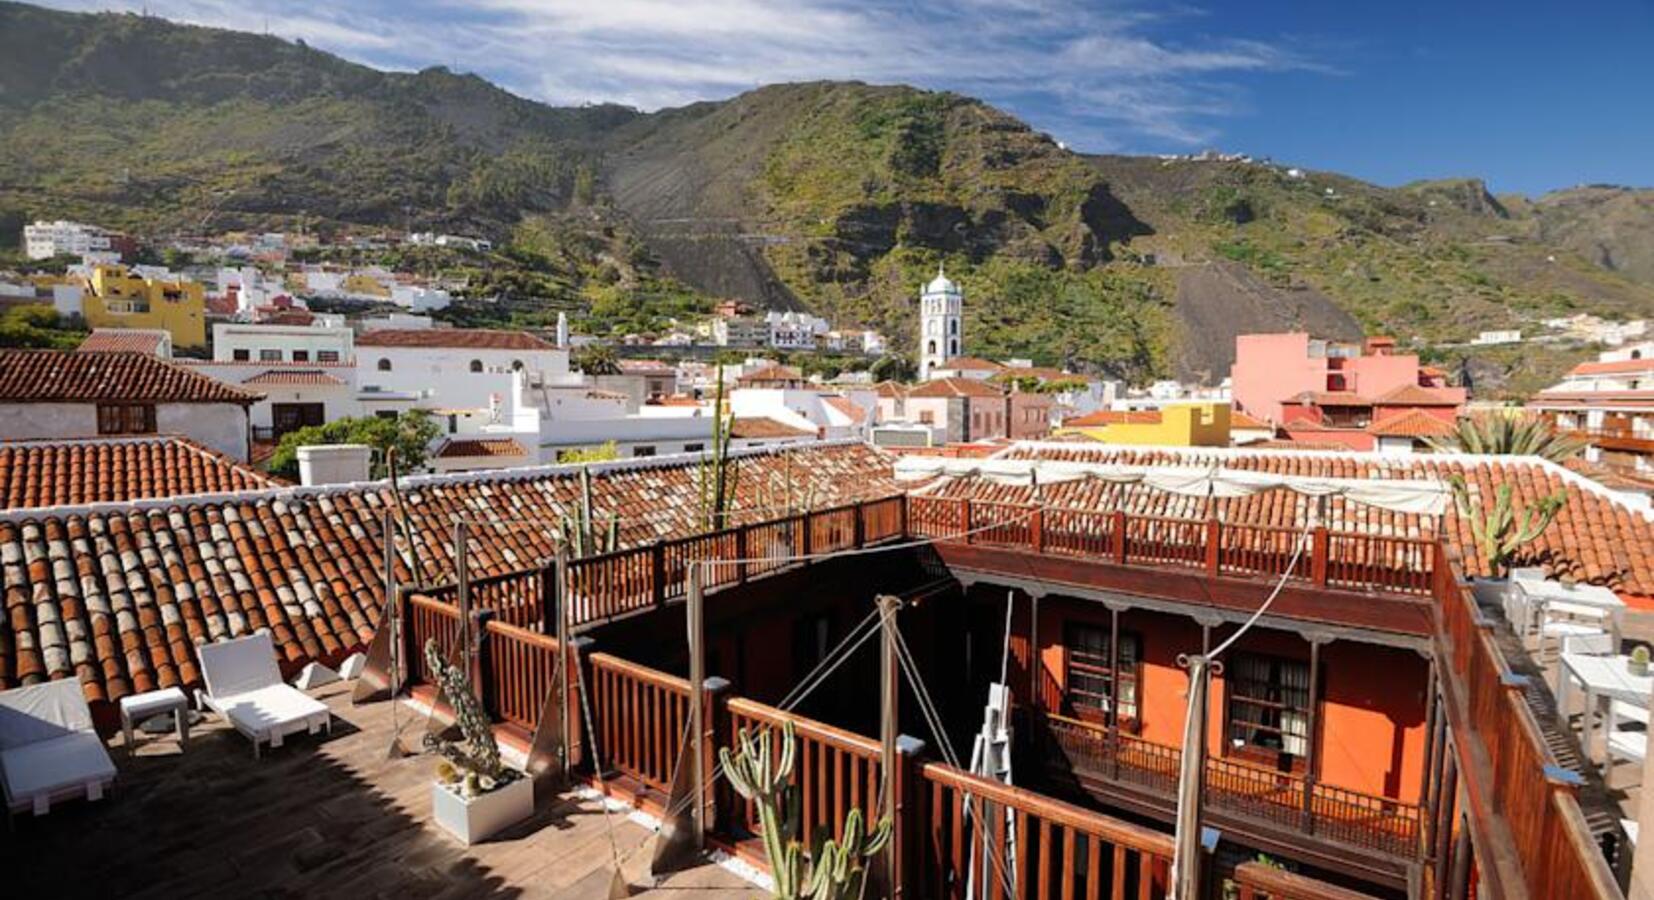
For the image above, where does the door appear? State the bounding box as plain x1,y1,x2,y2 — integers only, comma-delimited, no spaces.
271,403,325,438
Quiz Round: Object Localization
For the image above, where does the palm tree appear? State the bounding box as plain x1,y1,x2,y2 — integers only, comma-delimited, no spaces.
572,343,622,376
1430,410,1585,462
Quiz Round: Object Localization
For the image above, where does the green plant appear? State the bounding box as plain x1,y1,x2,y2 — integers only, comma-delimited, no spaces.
421,638,515,797
557,441,619,464
1431,412,1585,462
572,343,622,375
268,411,440,480
697,365,739,532
1449,475,1566,577
720,721,892,900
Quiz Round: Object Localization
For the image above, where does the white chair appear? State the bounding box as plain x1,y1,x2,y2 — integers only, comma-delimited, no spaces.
1607,702,1649,781
0,679,117,817
1561,630,1616,656
196,632,331,759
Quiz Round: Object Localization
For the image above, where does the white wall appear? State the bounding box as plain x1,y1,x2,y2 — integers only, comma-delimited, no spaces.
0,402,248,460
213,323,354,363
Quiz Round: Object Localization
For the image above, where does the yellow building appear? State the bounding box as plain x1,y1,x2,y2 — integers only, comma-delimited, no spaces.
1055,402,1232,446
80,264,206,348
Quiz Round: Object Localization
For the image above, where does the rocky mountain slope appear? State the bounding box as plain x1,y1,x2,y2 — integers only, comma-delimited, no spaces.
3,2,1653,390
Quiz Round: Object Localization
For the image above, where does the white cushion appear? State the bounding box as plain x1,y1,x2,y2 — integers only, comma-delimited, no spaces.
0,680,95,750
1,731,116,809
119,687,189,721
1609,730,1648,762
1542,622,1606,638
213,685,329,742
198,632,283,699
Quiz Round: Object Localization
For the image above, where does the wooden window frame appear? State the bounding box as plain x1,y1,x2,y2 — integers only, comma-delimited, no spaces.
1223,651,1314,773
1062,622,1141,731
96,403,157,435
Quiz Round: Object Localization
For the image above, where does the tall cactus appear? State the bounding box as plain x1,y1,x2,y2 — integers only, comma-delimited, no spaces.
1449,474,1566,577
720,721,892,900
698,364,738,532
557,466,619,557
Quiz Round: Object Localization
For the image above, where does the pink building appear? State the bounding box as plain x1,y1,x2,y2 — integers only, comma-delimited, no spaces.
1232,333,1460,424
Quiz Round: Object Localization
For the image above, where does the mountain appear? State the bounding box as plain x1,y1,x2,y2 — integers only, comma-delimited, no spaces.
3,2,1653,393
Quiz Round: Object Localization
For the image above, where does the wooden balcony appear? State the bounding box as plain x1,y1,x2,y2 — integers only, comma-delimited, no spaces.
1567,427,1654,454
1031,711,1422,885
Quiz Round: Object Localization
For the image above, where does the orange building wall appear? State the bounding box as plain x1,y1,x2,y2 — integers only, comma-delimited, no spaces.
1026,597,1429,803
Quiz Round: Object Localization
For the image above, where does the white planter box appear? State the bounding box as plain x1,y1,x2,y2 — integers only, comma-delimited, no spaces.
431,776,534,845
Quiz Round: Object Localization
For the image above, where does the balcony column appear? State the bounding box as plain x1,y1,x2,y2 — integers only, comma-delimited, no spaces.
1026,587,1046,711
1419,650,1443,855
1106,600,1131,777
1432,748,1459,900
1300,631,1333,834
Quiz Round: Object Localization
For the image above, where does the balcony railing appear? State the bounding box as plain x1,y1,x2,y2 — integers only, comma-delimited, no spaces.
1034,712,1422,860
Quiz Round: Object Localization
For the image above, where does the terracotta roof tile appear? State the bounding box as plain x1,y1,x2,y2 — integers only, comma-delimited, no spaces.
978,443,1654,598
730,417,816,439
0,351,261,404
1371,384,1463,407
76,329,169,356
0,443,896,705
435,438,531,459
243,369,347,387
1571,359,1654,377
874,381,908,399
1230,411,1272,430
0,437,277,510
356,329,552,351
908,378,1005,399
738,364,805,384
1366,410,1458,438
823,395,869,425
937,357,1005,372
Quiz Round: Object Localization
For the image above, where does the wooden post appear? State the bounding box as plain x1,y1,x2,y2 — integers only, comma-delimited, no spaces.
899,493,910,538
540,564,558,636
1108,603,1122,780
1113,510,1128,563
1432,751,1458,899
1172,654,1212,900
651,540,666,608
472,608,497,718
876,593,904,895
1311,526,1330,587
1420,660,1442,857
555,546,572,776
1028,592,1040,710
960,499,973,544
854,500,866,549
1205,518,1221,577
1301,636,1326,833
801,511,813,562
1030,505,1044,554
455,521,472,653
687,563,707,848
735,526,748,584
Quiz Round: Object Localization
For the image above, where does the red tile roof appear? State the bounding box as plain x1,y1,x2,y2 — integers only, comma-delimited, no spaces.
737,364,805,385
435,438,531,459
0,442,896,704
617,360,678,376
981,444,1654,596
0,351,261,404
823,395,869,425
874,381,908,399
1372,384,1462,407
77,329,169,356
0,437,277,510
1230,411,1272,430
1570,359,1654,377
356,328,553,350
908,378,1005,399
937,357,1005,372
730,417,816,439
1366,409,1457,438
243,369,347,387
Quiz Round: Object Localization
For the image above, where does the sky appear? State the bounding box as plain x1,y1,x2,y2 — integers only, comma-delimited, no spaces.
34,0,1654,195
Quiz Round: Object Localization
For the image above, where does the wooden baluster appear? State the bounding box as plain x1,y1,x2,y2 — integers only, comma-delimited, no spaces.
1112,511,1127,564
1311,526,1330,587
1031,505,1044,554
1205,519,1221,577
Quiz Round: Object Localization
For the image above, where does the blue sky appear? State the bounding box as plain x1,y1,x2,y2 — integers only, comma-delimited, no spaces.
37,0,1654,195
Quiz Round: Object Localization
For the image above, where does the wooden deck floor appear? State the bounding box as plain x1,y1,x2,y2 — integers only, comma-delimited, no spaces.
0,682,764,900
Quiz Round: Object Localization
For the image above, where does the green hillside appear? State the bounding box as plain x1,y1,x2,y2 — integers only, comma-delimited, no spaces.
3,2,1653,392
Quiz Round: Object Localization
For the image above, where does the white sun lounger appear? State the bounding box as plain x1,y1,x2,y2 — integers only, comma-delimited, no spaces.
196,632,331,759
0,679,117,817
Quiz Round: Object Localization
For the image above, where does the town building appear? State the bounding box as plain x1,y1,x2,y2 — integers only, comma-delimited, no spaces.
76,328,172,358
0,435,276,509
1530,341,1654,478
73,264,207,349
917,265,963,379
710,316,769,348
1056,402,1232,446
0,350,259,459
1471,329,1522,346
23,220,131,260
212,322,354,365
928,356,1004,381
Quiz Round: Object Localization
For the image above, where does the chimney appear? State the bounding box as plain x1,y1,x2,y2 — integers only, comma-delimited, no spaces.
297,444,372,486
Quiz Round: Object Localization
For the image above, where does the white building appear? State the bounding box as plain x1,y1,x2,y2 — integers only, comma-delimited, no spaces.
389,284,452,312
712,317,769,348
767,310,830,350
918,266,963,380
213,322,353,365
1471,329,1522,346
728,388,874,442
24,220,116,260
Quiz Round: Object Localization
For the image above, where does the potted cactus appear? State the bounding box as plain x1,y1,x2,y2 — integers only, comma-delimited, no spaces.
1629,645,1650,678
720,721,892,899
423,639,532,844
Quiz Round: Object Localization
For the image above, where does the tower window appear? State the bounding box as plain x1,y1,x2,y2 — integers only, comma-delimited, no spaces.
927,340,937,355
950,320,958,336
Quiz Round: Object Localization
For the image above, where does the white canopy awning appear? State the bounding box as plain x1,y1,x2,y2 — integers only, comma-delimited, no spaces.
892,457,1449,516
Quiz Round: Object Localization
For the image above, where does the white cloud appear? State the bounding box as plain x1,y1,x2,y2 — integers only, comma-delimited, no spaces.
34,0,1324,150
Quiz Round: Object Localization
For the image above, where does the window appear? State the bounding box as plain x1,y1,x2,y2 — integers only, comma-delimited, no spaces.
292,350,309,362
918,410,934,425
684,443,705,453
633,445,657,457
1064,623,1139,724
232,349,250,361
469,359,484,373
377,358,392,371
950,319,958,335
511,360,525,372
317,350,340,363
1225,652,1313,766
259,349,281,362
447,414,458,434
374,410,398,420
97,403,156,435
950,339,959,355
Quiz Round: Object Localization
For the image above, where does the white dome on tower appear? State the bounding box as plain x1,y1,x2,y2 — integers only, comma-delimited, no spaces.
924,264,960,296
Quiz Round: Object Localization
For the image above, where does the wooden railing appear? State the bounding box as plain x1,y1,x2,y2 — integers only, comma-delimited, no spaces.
587,651,692,795
914,761,1175,900
406,593,463,684
481,618,564,731
421,568,548,631
721,696,884,846
1430,543,1622,899
906,495,1436,595
1233,862,1376,900
1038,713,1422,861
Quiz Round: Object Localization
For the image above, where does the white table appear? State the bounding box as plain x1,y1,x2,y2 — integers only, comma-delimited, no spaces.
1517,578,1625,646
1556,653,1653,774
119,687,190,757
